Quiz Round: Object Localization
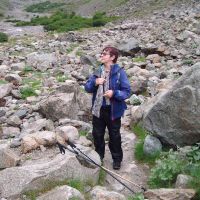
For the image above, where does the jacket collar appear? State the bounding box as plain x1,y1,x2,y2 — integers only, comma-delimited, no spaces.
93,63,121,77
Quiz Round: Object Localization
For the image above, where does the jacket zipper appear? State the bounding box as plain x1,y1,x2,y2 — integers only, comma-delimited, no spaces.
110,67,114,121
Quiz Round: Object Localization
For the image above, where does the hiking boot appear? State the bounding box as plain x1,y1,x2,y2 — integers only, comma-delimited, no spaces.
113,161,121,170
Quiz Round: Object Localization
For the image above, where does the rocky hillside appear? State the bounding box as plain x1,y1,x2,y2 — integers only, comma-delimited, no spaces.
0,0,129,19
0,0,200,200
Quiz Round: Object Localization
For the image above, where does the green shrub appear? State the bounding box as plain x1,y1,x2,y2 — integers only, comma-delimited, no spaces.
185,143,200,163
15,11,116,32
148,150,184,188
0,32,8,43
92,12,112,27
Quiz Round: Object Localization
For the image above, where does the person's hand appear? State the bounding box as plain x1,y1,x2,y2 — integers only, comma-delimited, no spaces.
104,90,113,98
96,78,105,85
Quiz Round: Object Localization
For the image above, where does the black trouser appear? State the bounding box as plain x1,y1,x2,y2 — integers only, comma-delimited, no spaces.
92,106,123,162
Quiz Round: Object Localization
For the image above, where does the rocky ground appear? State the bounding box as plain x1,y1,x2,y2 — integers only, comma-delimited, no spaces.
0,0,200,199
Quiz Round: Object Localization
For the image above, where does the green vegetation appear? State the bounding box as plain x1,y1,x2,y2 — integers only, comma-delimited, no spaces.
23,179,86,200
79,130,88,137
132,123,200,199
0,32,8,43
0,79,8,85
23,66,34,73
20,71,48,99
66,43,79,53
20,87,37,99
56,74,69,82
25,1,65,13
15,11,117,32
98,168,106,186
132,57,146,63
148,144,200,199
132,124,160,165
75,48,84,57
148,150,184,188
127,194,145,200
132,124,147,140
182,59,194,65
92,12,109,27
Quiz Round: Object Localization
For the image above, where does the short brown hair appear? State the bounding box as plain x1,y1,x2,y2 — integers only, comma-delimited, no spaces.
102,46,119,63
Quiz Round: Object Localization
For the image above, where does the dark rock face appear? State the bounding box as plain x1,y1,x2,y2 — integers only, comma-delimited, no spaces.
143,63,200,146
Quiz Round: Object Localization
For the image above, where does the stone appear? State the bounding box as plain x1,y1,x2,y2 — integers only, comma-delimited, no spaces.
143,135,162,156
0,84,12,98
5,74,22,85
1,126,20,139
175,174,193,189
116,37,140,56
14,109,28,119
144,188,195,200
21,118,54,135
39,93,79,121
90,186,126,200
36,185,84,200
0,153,99,200
0,143,20,169
143,63,200,146
56,125,79,143
21,131,56,153
7,115,22,127
10,62,25,71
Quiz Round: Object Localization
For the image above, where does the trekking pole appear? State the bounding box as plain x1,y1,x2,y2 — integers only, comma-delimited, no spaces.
67,141,146,192
57,141,146,194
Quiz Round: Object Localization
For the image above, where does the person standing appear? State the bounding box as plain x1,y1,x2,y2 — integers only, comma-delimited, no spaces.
85,46,131,170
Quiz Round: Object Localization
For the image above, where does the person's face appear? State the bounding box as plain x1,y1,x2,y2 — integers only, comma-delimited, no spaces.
99,50,115,64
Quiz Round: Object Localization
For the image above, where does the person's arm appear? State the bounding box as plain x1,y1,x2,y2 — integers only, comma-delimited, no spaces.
84,75,97,93
113,69,131,101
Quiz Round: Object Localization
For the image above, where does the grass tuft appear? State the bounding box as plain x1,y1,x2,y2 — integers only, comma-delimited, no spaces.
132,124,160,165
98,168,106,186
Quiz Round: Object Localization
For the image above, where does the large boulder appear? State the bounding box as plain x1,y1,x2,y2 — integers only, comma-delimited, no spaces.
143,63,200,146
116,37,140,56
39,92,79,121
39,80,91,122
0,152,100,200
26,52,57,71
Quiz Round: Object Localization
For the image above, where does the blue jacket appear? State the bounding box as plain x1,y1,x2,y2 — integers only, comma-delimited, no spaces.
85,64,131,120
